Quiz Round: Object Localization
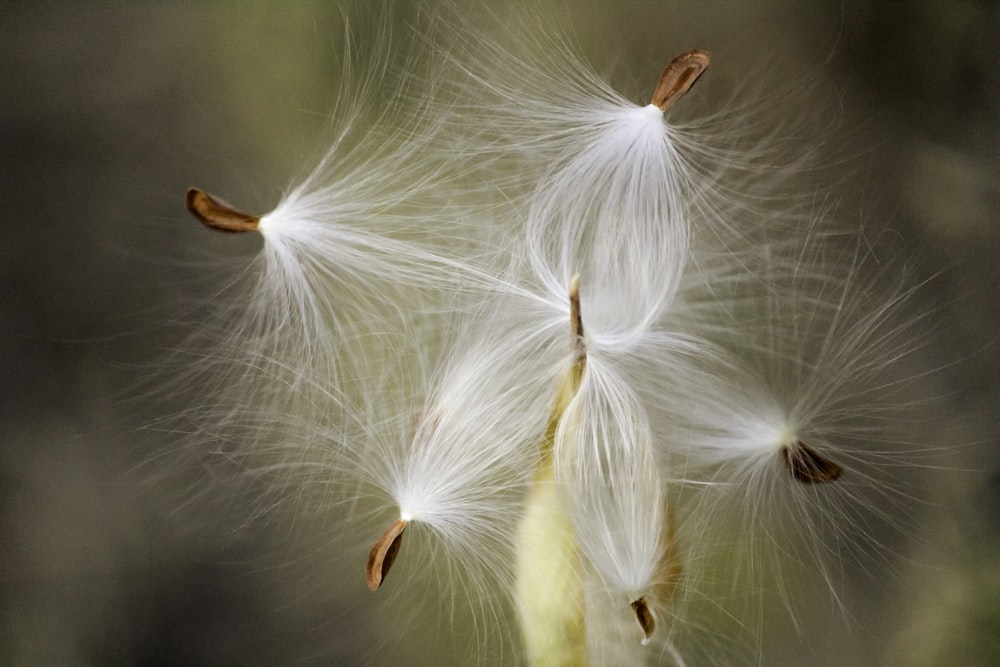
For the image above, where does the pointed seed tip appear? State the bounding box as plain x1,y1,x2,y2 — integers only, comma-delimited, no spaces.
365,517,408,591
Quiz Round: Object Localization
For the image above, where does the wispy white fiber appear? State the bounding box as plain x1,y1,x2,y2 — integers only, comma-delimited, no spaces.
559,357,671,604
164,4,943,666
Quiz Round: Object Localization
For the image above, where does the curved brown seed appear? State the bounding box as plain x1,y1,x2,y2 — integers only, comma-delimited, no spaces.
631,597,656,645
651,49,711,112
365,517,408,591
782,440,843,484
186,187,260,233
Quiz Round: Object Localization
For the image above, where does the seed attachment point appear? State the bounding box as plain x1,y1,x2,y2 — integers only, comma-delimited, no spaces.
651,49,710,113
631,597,657,645
365,517,408,591
782,440,843,484
186,187,260,233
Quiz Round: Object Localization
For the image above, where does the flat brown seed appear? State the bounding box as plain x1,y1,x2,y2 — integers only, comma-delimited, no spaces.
782,441,843,484
365,517,408,591
631,597,657,645
650,49,710,112
186,187,260,233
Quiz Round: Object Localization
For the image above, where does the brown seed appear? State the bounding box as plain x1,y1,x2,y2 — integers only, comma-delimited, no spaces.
568,274,585,362
365,517,408,591
186,187,260,233
650,49,711,113
782,440,843,484
631,597,656,645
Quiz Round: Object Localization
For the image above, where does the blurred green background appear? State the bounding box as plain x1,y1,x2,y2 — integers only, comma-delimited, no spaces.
1,2,998,665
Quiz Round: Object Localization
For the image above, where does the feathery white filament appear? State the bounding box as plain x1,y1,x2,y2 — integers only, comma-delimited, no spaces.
166,5,940,666
558,359,670,600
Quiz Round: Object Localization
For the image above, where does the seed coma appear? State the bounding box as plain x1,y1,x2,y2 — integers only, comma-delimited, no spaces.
366,517,408,591
782,440,843,484
650,49,711,113
185,187,260,233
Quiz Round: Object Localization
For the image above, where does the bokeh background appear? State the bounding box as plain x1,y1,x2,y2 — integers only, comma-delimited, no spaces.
2,2,998,665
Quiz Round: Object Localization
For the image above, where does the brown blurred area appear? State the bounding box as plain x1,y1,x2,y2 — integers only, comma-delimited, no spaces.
1,2,997,665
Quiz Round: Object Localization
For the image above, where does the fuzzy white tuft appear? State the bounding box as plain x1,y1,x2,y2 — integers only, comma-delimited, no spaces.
161,4,944,666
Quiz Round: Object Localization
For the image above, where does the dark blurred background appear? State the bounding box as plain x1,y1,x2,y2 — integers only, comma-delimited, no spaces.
1,2,998,665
